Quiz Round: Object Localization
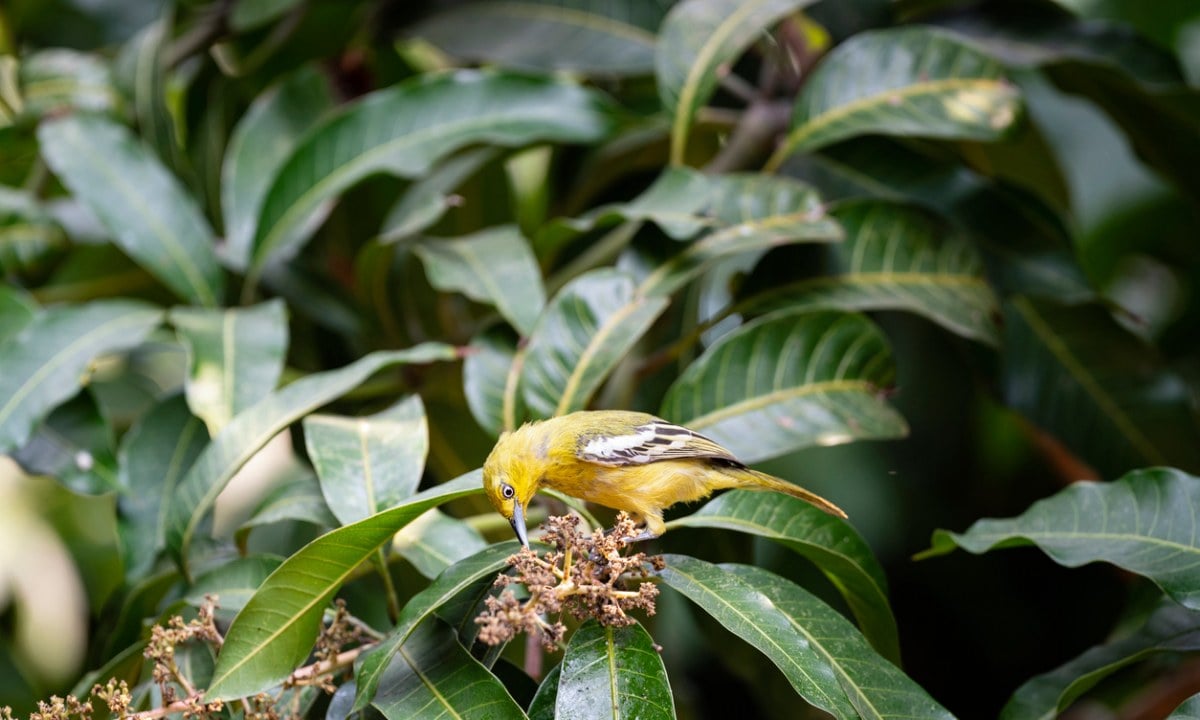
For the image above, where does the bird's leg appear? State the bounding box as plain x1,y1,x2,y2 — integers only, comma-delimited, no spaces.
621,512,665,544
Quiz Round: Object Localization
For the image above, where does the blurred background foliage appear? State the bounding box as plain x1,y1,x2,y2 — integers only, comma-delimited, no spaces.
2,0,1200,718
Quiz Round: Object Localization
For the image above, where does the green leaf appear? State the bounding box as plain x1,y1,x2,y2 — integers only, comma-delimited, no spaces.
116,394,208,581
116,20,187,179
170,299,289,435
527,664,562,720
767,26,1021,168
392,509,488,579
230,0,301,31
657,0,817,164
372,618,526,720
221,66,336,271
724,565,956,720
378,147,501,244
414,225,546,336
1002,600,1200,720
0,300,162,453
661,309,907,463
1003,298,1200,477
304,394,429,525
0,187,68,277
18,49,121,120
669,490,899,662
12,392,117,495
354,541,520,709
238,467,337,534
640,174,844,297
522,268,669,418
205,472,486,700
165,344,458,575
186,555,284,613
922,468,1200,610
463,325,525,436
1173,693,1200,720
657,554,856,718
741,199,1000,345
0,285,37,346
554,620,675,720
414,0,667,75
38,115,225,306
247,70,614,282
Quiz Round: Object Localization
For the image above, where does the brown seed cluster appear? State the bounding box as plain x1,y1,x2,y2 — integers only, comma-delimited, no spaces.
475,513,664,651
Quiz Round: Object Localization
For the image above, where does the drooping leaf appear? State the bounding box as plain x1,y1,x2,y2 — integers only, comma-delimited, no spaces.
767,26,1021,168
304,394,429,525
521,268,669,418
354,541,521,709
463,325,525,436
657,555,856,718
1003,298,1200,477
0,300,162,453
392,509,488,579
414,0,668,75
372,618,526,720
0,187,68,277
18,49,121,120
742,199,1000,345
661,309,907,463
657,0,818,164
115,20,186,178
669,490,899,662
725,565,955,720
1002,600,1200,720
170,299,289,435
116,394,208,581
12,391,117,495
38,115,225,306
414,225,546,336
378,147,500,244
922,468,1200,610
205,472,486,701
553,620,675,720
165,344,458,575
247,70,614,282
221,66,336,270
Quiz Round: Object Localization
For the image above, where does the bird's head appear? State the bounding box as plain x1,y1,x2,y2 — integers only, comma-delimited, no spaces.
482,427,544,548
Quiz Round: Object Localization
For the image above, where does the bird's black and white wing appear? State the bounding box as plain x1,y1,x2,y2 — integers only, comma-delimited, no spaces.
575,416,740,467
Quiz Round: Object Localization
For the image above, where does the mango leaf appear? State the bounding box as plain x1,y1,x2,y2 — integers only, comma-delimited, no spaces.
392,509,488,579
657,555,855,718
0,285,37,346
115,20,186,178
237,467,337,535
354,541,521,709
0,300,162,453
522,268,669,418
378,147,500,244
661,309,907,464
414,226,546,336
38,115,225,307
657,0,817,164
742,199,1000,345
204,472,486,701
669,490,899,662
527,664,562,720
247,70,614,283
372,618,526,720
463,325,525,436
413,0,668,75
304,394,429,525
767,26,1021,169
725,565,955,720
640,174,843,297
552,620,674,720
170,299,289,435
1002,600,1200,720
12,392,117,495
1003,298,1200,478
922,468,1200,610
0,187,68,277
165,344,458,575
18,49,121,120
186,555,284,613
1173,694,1200,720
222,66,335,270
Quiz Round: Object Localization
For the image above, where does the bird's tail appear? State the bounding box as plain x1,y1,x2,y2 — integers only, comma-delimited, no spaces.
738,468,848,519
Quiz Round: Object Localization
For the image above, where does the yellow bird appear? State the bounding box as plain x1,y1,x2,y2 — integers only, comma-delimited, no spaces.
482,409,846,547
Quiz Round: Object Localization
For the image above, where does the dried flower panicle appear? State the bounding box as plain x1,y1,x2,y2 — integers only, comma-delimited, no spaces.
475,513,664,651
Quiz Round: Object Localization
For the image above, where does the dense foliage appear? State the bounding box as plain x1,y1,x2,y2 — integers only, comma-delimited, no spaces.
2,0,1200,718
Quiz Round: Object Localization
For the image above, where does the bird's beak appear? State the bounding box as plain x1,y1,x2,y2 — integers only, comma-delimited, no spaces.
510,501,529,548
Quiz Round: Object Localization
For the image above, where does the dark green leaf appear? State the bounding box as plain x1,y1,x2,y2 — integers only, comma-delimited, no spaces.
18,49,121,120
0,187,68,277
38,115,225,306
238,466,337,533
170,299,289,435
768,26,1021,168
230,0,301,31
554,620,675,720
0,300,162,453
463,325,525,436
527,664,562,720
669,490,899,662
922,468,1200,610
0,285,37,346
12,392,117,495
205,472,485,700
661,309,907,463
392,509,488,579
186,555,284,613
372,618,525,720
378,148,500,244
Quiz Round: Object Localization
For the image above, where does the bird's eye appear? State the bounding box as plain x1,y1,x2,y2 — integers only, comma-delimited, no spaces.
501,483,515,500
